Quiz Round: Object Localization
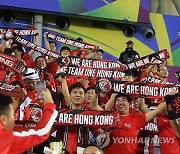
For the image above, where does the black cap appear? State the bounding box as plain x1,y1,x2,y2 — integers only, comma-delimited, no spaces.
126,40,134,45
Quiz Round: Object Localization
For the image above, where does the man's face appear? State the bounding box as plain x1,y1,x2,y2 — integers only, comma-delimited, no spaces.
94,52,103,60
83,146,101,154
11,84,23,107
158,66,169,79
70,88,85,105
127,43,134,49
84,89,95,104
2,104,15,131
36,57,47,69
25,78,38,90
61,49,70,58
121,75,134,82
115,96,129,114
50,43,56,51
14,49,22,58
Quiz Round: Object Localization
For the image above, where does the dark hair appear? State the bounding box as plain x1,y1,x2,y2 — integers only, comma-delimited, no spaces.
114,93,131,103
96,49,104,54
69,82,85,94
85,86,95,93
11,40,22,47
35,56,47,63
76,37,83,42
4,48,15,56
13,46,24,57
10,80,23,88
0,93,12,116
123,70,134,77
60,46,71,54
49,41,57,46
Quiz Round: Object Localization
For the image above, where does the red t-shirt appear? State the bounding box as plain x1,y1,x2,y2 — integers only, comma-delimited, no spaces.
47,61,59,77
0,65,5,71
26,89,42,106
158,115,180,154
178,137,180,147
104,113,146,154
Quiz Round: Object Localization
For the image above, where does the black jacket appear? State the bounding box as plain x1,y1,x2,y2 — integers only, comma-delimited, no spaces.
119,48,140,64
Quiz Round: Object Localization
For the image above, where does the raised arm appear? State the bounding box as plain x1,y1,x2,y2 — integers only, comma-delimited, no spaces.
11,89,58,153
28,34,39,57
61,76,71,105
90,92,103,111
85,52,95,59
137,98,151,113
145,102,166,123
43,32,51,50
105,93,117,111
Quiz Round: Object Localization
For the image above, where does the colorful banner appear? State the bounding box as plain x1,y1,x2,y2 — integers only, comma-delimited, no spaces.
14,36,60,59
0,28,38,36
126,49,169,70
14,109,118,131
55,108,118,128
0,52,26,74
144,77,176,85
0,82,24,99
96,79,177,99
56,56,125,79
47,32,98,51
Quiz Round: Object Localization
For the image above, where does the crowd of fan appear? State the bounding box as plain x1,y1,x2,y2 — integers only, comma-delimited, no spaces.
0,31,179,154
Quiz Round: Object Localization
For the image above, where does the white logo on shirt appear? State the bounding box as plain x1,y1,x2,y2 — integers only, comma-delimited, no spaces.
124,123,131,128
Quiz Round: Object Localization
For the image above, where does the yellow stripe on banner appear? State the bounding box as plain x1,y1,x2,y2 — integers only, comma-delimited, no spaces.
150,13,173,66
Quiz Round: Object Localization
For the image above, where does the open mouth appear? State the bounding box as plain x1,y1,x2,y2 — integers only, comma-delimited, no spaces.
117,104,125,110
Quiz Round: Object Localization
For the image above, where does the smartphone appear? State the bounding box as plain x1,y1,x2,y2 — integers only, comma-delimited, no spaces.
36,81,46,100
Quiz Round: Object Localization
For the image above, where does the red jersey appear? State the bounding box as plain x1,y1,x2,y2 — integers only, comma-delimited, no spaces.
178,137,180,147
26,89,42,105
47,61,59,77
0,103,57,154
104,113,146,154
158,115,180,154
